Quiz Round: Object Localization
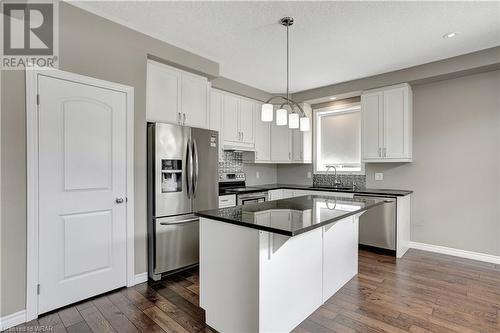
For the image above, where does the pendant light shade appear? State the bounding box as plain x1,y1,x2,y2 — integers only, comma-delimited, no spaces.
276,108,288,126
261,103,273,122
300,116,310,132
289,113,299,129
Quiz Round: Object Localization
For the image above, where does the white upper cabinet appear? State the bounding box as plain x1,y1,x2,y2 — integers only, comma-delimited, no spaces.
361,91,383,160
270,121,292,162
146,60,209,129
239,99,255,144
147,61,180,124
222,93,240,143
215,90,255,150
181,72,209,128
361,83,412,162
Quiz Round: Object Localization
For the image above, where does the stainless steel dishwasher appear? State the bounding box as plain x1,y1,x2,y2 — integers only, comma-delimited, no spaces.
354,194,396,251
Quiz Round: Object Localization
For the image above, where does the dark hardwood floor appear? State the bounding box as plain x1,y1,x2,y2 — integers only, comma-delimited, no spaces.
9,249,500,333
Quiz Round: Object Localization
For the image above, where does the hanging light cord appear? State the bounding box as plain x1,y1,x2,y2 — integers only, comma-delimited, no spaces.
263,17,306,117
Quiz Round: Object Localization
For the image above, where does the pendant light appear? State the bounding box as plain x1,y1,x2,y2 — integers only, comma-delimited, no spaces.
260,17,309,131
261,103,273,122
289,113,299,129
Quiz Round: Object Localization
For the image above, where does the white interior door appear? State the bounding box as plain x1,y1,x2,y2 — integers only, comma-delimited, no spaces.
37,75,128,314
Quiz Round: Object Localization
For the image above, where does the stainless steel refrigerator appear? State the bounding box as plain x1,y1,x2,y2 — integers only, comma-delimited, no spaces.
147,122,218,281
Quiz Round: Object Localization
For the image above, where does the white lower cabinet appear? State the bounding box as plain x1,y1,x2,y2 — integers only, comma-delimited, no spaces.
218,195,236,208
268,189,284,201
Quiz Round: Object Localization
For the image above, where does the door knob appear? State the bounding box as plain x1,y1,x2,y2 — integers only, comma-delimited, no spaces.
115,198,124,204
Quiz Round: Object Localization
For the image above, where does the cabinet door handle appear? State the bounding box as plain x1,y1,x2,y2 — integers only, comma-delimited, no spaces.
183,113,186,125
383,147,387,157
255,151,258,160
378,147,381,157
178,112,181,124
289,152,291,160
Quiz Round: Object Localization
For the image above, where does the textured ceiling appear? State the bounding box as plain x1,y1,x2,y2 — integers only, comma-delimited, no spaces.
73,1,500,93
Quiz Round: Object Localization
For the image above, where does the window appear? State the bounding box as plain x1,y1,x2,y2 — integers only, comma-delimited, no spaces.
314,104,363,173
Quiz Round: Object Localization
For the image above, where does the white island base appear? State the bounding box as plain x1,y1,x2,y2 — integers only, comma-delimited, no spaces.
199,215,361,333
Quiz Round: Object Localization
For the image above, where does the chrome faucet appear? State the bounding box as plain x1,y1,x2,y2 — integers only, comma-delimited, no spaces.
325,165,342,187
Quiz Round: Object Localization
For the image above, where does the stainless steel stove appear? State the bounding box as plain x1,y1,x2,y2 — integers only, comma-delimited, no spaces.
218,172,268,205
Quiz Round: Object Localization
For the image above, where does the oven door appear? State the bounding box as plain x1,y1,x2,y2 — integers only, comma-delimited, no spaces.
237,192,268,205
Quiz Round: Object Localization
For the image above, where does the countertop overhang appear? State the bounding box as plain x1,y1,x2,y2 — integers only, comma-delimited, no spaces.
196,195,386,236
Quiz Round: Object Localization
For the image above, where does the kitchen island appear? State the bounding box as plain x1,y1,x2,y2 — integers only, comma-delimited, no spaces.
195,195,385,333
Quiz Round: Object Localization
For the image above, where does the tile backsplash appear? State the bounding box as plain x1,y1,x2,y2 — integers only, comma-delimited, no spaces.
219,151,243,173
313,174,366,188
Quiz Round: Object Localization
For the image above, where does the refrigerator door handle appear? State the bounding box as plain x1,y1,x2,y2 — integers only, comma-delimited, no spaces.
185,138,192,199
192,139,199,198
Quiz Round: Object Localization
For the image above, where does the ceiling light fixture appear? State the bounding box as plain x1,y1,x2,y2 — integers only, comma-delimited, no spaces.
443,32,458,39
329,97,337,100
261,17,309,131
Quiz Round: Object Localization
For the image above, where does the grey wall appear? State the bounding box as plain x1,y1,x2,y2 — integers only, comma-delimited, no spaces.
366,70,500,256
277,164,313,186
243,164,277,186
279,71,500,256
0,3,268,317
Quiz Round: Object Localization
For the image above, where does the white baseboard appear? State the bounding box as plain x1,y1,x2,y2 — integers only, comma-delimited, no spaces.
134,272,148,285
0,310,26,330
409,241,500,265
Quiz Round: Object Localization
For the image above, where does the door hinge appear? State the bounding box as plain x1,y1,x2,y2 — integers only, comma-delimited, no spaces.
37,284,40,295
36,94,40,105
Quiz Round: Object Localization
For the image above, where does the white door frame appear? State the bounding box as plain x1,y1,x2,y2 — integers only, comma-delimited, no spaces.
25,67,135,321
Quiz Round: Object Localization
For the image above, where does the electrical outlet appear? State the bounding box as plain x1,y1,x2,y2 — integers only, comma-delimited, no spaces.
256,171,260,179
307,171,312,179
375,173,384,181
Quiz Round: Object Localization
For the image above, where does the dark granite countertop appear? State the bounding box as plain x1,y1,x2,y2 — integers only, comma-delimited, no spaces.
219,183,412,197
196,195,386,236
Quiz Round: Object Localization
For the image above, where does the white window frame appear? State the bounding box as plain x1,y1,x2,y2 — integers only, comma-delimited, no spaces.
313,103,365,175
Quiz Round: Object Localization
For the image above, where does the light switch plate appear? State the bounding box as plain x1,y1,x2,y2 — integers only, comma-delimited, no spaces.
256,171,260,179
375,173,384,181
307,171,312,179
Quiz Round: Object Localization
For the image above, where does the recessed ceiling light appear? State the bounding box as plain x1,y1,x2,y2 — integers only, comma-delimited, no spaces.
443,32,458,39
329,97,337,100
